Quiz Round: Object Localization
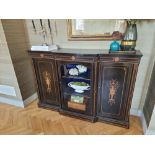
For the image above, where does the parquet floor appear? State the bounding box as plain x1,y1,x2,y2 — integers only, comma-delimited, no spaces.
0,100,143,135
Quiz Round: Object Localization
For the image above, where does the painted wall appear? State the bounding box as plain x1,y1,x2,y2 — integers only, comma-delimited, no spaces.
141,28,155,134
134,21,155,111
148,108,155,133
0,19,37,107
0,20,23,107
25,19,155,114
1,20,36,101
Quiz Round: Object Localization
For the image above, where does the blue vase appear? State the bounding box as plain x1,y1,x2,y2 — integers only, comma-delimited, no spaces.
110,40,120,52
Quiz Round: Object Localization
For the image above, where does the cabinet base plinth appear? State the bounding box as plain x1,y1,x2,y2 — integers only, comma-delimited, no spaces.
97,116,129,128
38,102,60,111
59,109,96,122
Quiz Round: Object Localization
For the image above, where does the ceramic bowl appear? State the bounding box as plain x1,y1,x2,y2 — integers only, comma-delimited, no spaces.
68,82,90,93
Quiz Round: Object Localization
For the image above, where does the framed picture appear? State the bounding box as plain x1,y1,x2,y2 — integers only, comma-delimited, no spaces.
67,19,127,41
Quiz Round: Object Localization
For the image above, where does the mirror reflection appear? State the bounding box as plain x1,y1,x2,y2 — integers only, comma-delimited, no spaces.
67,19,127,41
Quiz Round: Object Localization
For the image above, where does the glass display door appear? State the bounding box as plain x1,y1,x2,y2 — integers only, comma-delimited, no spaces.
58,61,94,116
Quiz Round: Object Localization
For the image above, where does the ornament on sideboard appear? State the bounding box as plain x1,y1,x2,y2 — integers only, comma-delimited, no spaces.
54,19,58,36
31,20,36,33
47,19,53,44
40,19,48,45
120,19,137,51
110,40,120,52
31,19,58,51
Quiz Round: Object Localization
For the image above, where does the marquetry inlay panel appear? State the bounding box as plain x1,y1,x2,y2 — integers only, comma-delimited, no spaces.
33,58,60,107
97,62,133,123
43,71,52,93
108,79,120,106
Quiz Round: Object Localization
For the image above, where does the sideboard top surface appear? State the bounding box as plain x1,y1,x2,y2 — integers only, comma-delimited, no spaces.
28,48,143,58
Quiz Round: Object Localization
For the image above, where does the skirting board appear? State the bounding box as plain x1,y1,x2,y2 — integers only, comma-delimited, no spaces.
140,112,155,135
0,96,24,108
145,129,155,135
130,108,141,116
133,109,155,135
139,110,148,134
130,108,153,135
24,92,38,107
0,92,38,108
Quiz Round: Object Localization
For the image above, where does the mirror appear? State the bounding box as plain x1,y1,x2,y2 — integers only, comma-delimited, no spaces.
67,19,127,41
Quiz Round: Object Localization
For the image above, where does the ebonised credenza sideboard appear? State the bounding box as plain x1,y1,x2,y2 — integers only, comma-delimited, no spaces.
29,49,142,128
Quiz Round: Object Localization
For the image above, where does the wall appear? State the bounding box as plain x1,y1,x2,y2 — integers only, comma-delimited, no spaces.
140,25,155,134
1,20,36,101
25,19,113,49
134,21,155,112
148,108,155,133
0,20,23,107
25,19,155,114
143,61,155,126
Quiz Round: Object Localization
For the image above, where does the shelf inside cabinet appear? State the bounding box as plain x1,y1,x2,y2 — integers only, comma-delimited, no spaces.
63,86,91,98
59,61,94,116
61,64,91,80
61,75,91,81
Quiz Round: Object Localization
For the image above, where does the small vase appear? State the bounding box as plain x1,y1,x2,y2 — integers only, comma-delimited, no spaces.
121,22,137,51
110,40,120,52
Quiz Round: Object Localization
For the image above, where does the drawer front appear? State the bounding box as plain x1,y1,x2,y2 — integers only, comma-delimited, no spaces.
99,56,140,64
55,54,97,62
30,53,54,59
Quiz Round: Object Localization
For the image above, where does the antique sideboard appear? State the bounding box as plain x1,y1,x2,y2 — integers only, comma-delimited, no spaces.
28,48,142,128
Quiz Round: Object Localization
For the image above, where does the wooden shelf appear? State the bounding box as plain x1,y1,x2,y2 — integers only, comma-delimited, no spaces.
63,86,91,98
62,75,91,81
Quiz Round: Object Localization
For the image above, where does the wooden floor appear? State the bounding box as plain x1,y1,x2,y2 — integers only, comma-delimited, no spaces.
0,100,143,135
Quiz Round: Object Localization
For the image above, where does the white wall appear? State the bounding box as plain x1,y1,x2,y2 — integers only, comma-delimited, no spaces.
132,21,155,112
0,20,24,107
25,19,155,113
148,108,155,132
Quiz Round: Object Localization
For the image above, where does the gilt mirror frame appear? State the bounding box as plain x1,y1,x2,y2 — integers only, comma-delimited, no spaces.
67,19,127,41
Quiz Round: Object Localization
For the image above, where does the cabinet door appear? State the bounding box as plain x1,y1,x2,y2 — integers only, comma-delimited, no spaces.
57,60,95,117
33,58,60,108
97,62,133,122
